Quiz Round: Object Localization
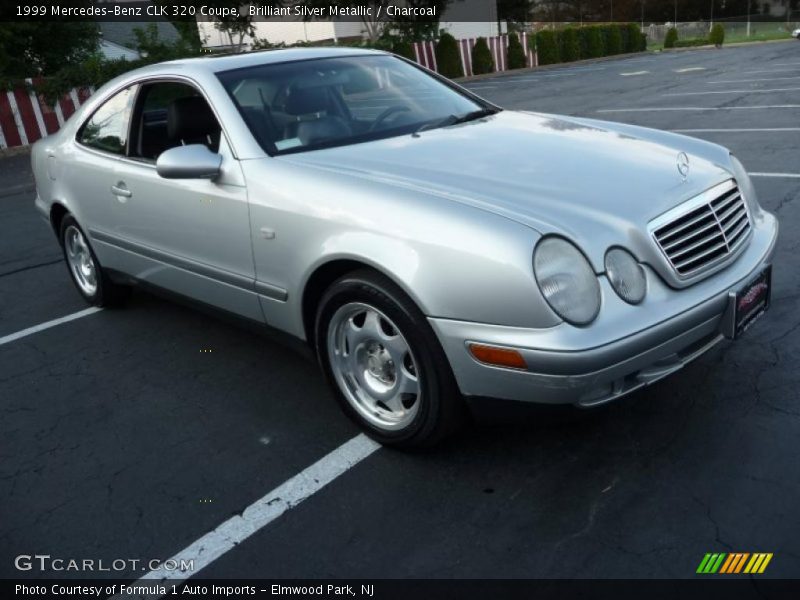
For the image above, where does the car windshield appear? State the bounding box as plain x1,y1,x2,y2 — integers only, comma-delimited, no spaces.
216,54,490,155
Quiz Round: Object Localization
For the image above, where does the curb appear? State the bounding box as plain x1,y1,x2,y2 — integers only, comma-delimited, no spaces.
656,37,797,52
0,146,31,158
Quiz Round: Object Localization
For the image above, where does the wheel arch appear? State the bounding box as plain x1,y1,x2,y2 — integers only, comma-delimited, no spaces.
300,257,427,350
50,202,70,240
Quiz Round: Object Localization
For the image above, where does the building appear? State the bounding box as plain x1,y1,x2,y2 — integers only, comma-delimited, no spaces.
97,16,181,60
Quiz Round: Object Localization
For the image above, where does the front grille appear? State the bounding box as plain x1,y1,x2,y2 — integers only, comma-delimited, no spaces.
652,181,751,278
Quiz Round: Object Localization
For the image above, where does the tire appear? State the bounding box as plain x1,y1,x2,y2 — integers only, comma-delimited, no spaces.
315,269,465,448
59,215,130,307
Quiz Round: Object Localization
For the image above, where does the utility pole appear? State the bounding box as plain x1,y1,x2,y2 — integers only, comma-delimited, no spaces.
674,0,678,25
710,0,714,31
747,0,751,37
641,0,645,28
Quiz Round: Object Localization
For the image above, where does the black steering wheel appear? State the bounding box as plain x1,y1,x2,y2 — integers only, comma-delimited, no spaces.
369,105,411,131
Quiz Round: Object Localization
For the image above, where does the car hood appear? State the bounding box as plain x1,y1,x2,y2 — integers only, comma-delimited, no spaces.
280,110,734,273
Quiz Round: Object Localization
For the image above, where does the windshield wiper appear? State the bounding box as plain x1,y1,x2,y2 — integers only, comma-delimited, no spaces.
412,108,498,137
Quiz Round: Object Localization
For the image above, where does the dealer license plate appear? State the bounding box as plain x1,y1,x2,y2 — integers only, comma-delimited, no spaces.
724,266,771,340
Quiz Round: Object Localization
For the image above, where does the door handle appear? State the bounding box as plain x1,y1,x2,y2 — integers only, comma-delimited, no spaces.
110,184,132,198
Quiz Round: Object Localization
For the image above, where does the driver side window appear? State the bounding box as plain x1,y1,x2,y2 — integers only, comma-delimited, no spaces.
129,82,222,161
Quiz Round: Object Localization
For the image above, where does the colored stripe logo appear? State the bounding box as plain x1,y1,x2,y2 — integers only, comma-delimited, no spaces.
697,553,773,574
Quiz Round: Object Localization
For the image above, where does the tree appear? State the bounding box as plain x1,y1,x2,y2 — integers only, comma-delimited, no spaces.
497,0,533,24
151,0,204,50
389,0,453,42
664,27,678,48
435,33,463,78
506,32,527,69
709,23,725,47
0,22,99,78
133,23,204,62
471,38,494,75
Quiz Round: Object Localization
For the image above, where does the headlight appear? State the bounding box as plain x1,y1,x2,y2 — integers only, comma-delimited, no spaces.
533,237,601,325
730,154,762,218
605,248,647,305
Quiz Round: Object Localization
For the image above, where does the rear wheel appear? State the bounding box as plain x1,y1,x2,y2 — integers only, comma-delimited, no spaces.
60,215,129,307
315,270,464,448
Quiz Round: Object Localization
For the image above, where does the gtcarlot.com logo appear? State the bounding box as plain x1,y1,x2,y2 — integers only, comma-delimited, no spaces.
696,552,773,574
14,554,194,573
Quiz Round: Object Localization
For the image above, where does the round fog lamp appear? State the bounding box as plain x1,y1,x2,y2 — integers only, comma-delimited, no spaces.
605,248,646,305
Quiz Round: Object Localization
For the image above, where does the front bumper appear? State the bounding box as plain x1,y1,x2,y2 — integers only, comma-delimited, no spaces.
430,212,778,407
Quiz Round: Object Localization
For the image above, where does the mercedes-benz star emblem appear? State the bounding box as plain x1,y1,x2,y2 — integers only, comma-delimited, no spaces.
677,152,690,179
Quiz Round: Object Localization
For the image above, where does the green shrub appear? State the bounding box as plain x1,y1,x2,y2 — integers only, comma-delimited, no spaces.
560,28,581,62
605,24,623,55
435,32,463,78
536,30,560,65
392,40,416,60
640,32,648,51
471,37,494,75
507,32,526,69
581,26,605,58
623,23,643,52
709,23,725,47
664,27,678,48
674,38,709,47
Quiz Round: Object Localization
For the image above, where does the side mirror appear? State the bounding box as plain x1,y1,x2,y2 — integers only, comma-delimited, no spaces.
156,144,222,179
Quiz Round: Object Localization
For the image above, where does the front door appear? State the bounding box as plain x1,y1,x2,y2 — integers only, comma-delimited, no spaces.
91,81,262,322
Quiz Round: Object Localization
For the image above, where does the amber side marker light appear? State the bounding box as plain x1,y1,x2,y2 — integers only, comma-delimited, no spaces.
468,344,527,369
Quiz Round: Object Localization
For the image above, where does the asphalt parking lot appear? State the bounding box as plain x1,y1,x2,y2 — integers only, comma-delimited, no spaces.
2,40,799,583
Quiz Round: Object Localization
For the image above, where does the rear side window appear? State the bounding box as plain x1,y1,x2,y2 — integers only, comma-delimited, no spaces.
77,86,137,155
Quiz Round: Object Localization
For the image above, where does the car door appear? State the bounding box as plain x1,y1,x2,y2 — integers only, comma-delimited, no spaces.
91,80,262,323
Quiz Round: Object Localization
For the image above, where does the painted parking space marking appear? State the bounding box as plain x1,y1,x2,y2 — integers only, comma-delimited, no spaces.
671,128,800,133
620,71,650,77
748,172,800,179
0,307,102,347
123,434,381,591
708,76,800,84
736,68,800,74
674,67,706,73
597,105,800,113
665,87,800,96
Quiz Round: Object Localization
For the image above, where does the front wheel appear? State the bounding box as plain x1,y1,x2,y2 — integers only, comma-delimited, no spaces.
315,270,464,448
60,215,129,307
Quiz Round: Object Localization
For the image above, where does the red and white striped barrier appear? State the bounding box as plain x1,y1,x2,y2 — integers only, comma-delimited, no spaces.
413,33,537,78
0,80,94,150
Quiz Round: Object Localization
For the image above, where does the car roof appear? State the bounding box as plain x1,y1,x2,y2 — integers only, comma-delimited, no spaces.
161,46,388,74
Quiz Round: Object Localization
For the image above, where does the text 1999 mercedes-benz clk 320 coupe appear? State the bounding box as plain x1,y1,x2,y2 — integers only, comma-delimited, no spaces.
31,48,778,447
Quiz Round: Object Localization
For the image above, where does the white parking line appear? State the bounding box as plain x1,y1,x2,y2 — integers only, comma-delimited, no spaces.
672,128,800,133
620,71,649,76
708,76,800,84
665,88,800,96
125,434,380,591
736,68,800,74
749,172,800,179
0,307,102,347
674,67,706,73
597,105,800,113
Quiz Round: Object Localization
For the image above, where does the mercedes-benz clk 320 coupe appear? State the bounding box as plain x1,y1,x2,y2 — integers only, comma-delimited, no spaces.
31,48,778,447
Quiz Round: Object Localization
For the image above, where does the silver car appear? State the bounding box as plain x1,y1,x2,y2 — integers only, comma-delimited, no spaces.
31,48,778,447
